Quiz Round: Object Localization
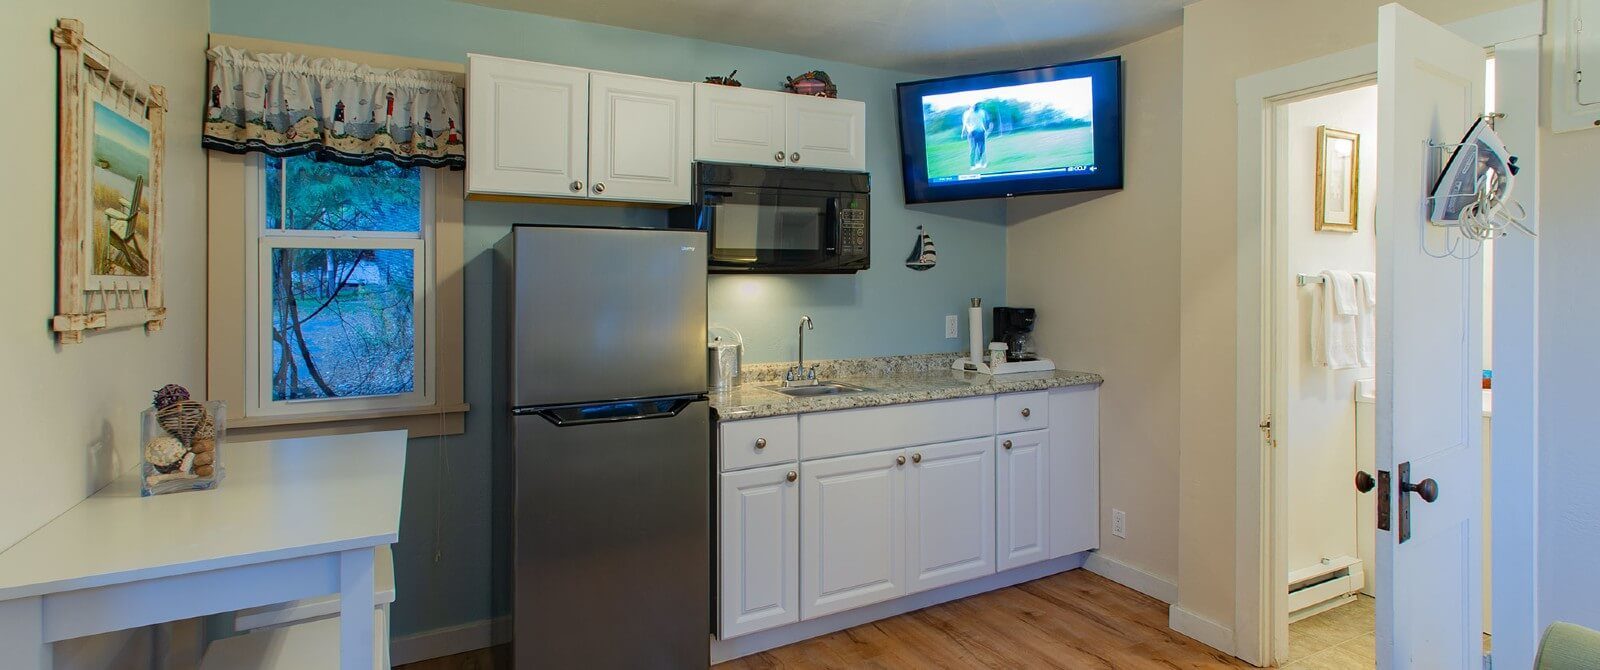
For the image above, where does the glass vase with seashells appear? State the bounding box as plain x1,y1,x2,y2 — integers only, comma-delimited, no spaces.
140,384,224,496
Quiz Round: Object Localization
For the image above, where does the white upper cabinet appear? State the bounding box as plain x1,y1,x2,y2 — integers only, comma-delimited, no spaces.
997,429,1051,571
693,85,867,171
467,55,589,199
695,84,788,167
784,95,867,171
588,73,693,203
905,438,996,594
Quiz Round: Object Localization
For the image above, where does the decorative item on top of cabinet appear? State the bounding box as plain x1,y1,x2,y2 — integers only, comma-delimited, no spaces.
783,70,838,98
51,18,168,344
141,384,225,496
704,69,741,86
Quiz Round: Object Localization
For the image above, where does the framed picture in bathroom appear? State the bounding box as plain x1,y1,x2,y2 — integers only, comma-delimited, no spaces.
1314,125,1359,232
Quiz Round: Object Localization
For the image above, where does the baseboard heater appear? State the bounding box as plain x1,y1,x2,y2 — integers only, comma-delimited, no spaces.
1287,555,1364,623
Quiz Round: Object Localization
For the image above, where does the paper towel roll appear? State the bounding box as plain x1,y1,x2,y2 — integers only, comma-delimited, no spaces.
968,299,983,368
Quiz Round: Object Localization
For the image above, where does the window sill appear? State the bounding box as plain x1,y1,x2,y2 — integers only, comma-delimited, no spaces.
228,403,470,440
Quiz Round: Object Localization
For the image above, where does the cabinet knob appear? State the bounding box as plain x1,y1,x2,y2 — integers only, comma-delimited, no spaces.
895,455,906,466
754,437,767,450
912,452,922,463
774,151,786,163
1003,440,1013,450
790,152,801,163
786,470,798,483
570,180,584,192
592,182,606,194
1021,408,1031,418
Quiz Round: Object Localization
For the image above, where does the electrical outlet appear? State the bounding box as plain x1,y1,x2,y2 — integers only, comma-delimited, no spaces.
1111,509,1127,538
945,314,959,338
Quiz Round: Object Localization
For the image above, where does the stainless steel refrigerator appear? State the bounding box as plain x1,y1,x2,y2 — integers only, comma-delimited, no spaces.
498,225,710,669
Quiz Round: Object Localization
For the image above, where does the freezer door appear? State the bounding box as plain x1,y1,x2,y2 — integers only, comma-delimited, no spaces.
513,399,710,669
511,225,708,407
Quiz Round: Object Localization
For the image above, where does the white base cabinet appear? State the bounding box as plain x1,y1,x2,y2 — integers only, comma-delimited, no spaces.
718,463,800,639
716,385,1098,640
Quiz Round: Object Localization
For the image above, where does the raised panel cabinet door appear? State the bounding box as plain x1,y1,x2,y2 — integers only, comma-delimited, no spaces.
783,95,866,171
800,450,906,620
1050,387,1099,558
466,54,588,197
997,429,1050,571
695,84,787,166
905,438,996,593
718,463,800,639
588,72,694,203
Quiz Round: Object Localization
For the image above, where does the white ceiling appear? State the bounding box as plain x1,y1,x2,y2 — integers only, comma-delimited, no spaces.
461,0,1194,75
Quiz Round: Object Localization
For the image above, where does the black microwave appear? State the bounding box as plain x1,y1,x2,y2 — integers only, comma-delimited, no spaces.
669,164,869,274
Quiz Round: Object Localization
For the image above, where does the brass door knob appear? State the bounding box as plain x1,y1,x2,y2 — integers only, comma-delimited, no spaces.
786,470,798,482
896,455,906,466
1403,477,1440,503
1021,408,1031,418
754,438,767,450
1355,470,1375,493
912,453,922,463
1003,440,1013,450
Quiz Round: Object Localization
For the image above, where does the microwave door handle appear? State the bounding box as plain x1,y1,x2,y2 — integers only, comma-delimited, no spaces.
826,197,843,251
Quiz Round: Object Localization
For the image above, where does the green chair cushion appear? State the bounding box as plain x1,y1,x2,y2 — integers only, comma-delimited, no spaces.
1537,622,1600,670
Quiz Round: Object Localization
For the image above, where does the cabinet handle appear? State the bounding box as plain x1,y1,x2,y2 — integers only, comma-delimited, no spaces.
786,470,798,483
912,452,922,463
592,182,606,194
1003,440,1013,450
754,437,767,450
1021,407,1031,418
895,455,906,466
790,152,801,163
570,180,584,192
774,151,786,163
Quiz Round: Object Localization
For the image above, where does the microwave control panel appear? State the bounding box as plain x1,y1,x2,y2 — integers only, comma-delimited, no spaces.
840,210,867,253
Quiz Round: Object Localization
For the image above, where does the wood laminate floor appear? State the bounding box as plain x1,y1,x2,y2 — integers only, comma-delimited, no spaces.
398,569,1256,669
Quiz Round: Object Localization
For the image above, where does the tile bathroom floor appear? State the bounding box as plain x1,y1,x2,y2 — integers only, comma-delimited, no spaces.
1284,595,1375,669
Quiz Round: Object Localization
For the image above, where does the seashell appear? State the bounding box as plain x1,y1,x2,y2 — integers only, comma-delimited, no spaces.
144,436,186,468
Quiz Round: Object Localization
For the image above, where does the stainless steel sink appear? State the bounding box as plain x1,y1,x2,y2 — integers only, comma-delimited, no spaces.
766,381,872,397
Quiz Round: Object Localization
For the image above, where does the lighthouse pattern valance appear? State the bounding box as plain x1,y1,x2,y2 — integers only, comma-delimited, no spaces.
203,47,464,169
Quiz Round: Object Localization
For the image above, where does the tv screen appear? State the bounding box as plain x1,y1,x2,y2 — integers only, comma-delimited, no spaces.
896,56,1123,203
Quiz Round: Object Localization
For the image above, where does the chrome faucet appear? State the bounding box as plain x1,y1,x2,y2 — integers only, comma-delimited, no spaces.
784,315,818,387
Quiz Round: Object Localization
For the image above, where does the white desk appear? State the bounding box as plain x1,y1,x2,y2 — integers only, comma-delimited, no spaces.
0,430,407,670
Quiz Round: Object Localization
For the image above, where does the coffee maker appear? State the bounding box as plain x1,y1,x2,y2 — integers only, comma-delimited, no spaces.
993,307,1040,362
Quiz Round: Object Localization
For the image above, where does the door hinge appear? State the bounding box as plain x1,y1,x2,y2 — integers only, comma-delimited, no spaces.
1259,415,1275,448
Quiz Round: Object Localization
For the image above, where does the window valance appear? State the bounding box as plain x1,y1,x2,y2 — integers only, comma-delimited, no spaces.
203,47,464,169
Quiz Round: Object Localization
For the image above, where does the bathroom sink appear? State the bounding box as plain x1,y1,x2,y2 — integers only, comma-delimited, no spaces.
766,381,873,398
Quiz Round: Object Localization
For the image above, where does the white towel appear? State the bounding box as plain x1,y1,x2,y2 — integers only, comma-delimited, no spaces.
1354,272,1377,368
1312,270,1360,370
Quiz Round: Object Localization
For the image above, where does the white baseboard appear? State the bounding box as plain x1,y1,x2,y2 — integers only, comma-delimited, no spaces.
388,615,510,666
1168,604,1234,656
1083,551,1179,604
711,552,1089,664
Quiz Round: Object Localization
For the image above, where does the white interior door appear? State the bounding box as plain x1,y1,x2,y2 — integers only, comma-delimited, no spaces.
587,72,693,203
1374,4,1485,667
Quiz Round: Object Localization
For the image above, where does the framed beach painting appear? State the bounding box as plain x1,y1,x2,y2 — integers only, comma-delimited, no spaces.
52,18,168,343
1314,125,1359,232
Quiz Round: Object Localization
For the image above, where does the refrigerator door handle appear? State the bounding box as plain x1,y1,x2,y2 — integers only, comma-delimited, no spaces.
524,395,702,427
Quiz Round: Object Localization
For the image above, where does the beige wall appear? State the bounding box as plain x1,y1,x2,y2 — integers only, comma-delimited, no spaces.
1175,0,1525,629
0,0,208,554
1007,28,1184,587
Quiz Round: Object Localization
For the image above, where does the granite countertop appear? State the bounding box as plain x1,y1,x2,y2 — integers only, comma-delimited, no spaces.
710,354,1102,420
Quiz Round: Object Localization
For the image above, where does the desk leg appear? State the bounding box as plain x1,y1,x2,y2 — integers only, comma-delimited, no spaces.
339,547,376,670
0,596,50,670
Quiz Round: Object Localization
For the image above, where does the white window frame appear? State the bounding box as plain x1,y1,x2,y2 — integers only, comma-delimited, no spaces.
241,154,437,418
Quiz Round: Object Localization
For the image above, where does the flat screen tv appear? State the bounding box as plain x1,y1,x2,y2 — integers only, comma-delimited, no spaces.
895,56,1123,203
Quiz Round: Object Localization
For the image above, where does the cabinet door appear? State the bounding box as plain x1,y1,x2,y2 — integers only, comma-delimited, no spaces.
997,429,1051,571
466,54,588,198
800,450,905,619
905,438,995,593
695,84,787,167
1050,386,1099,558
718,463,800,639
587,72,693,203
784,95,867,171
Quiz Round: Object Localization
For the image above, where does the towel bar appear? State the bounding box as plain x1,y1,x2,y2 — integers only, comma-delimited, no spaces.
1297,274,1326,286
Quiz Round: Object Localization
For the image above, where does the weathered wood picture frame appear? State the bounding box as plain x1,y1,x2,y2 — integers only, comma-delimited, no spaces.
52,18,168,344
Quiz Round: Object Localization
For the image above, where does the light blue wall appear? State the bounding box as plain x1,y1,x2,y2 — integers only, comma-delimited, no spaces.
213,0,1006,639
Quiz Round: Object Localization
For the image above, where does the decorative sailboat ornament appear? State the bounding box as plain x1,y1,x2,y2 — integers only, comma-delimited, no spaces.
905,225,937,271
